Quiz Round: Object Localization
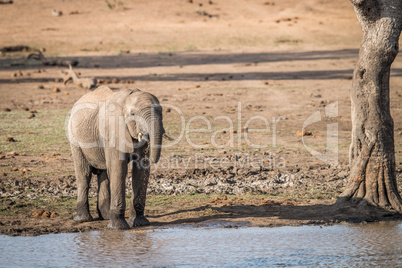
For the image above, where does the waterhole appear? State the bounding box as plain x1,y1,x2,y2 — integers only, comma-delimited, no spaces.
1,221,401,267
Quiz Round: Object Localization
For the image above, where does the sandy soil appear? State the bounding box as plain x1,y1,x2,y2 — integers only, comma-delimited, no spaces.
0,0,402,235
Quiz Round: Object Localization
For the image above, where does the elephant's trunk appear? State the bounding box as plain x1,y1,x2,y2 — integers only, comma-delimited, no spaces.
145,112,163,164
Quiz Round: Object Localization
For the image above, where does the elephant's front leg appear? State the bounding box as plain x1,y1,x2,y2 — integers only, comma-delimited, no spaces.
128,150,151,227
107,159,130,230
97,170,110,220
71,147,93,222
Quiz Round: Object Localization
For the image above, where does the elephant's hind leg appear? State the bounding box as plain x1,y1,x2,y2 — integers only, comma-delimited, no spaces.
97,170,111,220
129,151,151,227
71,146,93,222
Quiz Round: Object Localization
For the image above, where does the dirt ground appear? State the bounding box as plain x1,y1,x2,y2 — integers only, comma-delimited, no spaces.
0,0,402,236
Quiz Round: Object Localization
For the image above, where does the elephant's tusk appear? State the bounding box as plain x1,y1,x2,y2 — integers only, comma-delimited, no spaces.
163,133,174,141
135,133,149,149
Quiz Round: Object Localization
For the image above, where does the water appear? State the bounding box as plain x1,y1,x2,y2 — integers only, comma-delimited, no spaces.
1,222,402,267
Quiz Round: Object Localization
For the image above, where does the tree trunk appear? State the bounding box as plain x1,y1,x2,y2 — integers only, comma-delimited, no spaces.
339,0,402,212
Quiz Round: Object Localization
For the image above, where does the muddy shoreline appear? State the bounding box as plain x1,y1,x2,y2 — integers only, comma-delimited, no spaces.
1,164,402,236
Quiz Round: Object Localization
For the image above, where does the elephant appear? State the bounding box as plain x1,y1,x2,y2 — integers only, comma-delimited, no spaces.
67,85,164,230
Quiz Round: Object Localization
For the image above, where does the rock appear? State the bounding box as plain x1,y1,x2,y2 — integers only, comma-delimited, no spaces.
50,212,59,218
52,87,60,93
4,137,16,142
32,210,45,217
7,151,18,156
11,167,18,171
3,108,11,112
0,155,5,159
296,130,312,137
2,172,6,176
28,113,35,119
37,85,45,89
42,211,51,218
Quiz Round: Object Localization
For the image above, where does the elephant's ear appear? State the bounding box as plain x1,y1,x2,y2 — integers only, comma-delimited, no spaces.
112,88,141,106
128,88,141,95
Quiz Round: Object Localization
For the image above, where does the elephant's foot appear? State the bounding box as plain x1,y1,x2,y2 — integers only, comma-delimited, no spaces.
97,209,110,220
74,213,93,222
107,217,130,230
129,215,150,227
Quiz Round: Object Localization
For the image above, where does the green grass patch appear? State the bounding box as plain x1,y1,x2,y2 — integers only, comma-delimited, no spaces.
0,110,70,155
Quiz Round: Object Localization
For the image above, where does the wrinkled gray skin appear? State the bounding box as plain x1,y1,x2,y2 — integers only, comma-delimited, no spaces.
68,86,164,230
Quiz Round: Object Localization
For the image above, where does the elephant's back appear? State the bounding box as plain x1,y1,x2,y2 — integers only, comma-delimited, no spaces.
75,85,114,105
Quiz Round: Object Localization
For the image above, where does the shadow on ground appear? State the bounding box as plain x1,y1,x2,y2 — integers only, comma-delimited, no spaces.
149,199,402,227
1,49,360,70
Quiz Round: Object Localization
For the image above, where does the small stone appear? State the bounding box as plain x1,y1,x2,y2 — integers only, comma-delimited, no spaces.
26,131,34,135
241,127,248,133
219,130,227,134
112,78,119,84
28,113,35,119
313,134,323,138
30,110,37,113
38,85,45,89
20,152,27,156
23,107,29,111
398,131,402,136
0,155,5,159
52,87,60,93
21,168,28,173
64,92,69,96
296,130,312,137
50,212,59,218
12,167,18,171
42,211,51,218
2,172,6,176
166,108,171,113
54,78,63,83
3,108,11,112
32,210,45,217
4,137,16,142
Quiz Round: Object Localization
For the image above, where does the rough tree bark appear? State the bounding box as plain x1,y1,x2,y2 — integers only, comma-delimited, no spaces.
339,0,402,212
